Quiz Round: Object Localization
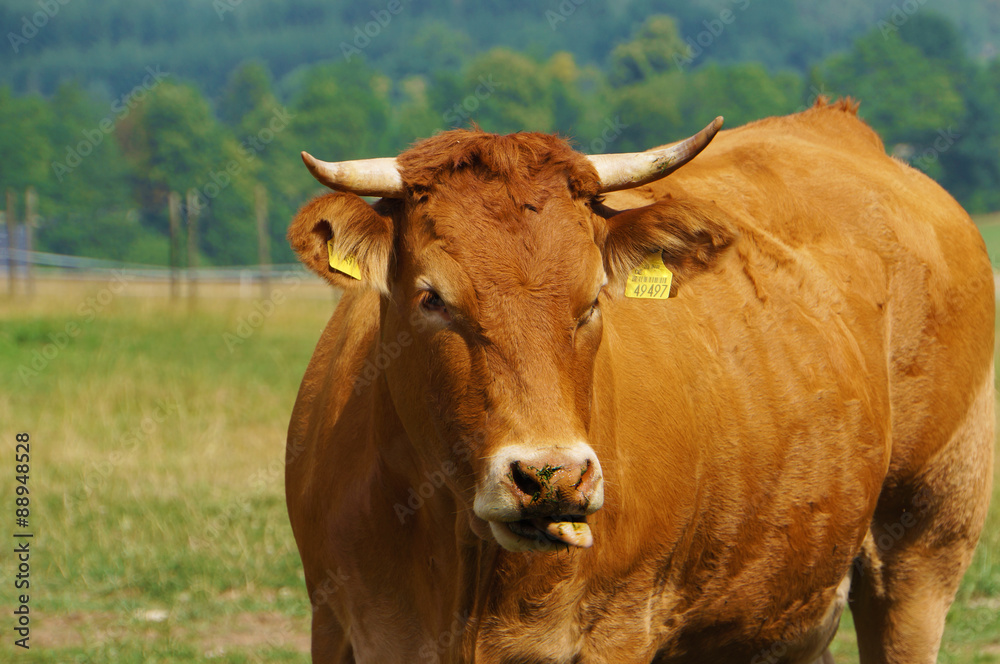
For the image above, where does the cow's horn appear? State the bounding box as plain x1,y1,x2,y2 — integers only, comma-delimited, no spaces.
301,152,404,198
588,116,724,193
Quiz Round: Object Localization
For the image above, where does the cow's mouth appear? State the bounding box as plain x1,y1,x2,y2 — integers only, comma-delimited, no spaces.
494,514,593,550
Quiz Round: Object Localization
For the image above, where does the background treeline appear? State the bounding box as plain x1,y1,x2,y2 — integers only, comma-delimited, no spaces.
1,1,999,265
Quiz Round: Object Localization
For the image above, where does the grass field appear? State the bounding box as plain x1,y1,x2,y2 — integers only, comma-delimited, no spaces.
0,277,331,662
1,251,999,661
979,213,1000,273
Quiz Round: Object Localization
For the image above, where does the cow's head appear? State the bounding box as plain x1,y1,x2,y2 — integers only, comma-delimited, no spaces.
288,120,733,553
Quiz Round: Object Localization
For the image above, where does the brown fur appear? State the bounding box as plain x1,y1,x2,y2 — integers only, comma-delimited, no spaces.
286,101,994,663
397,128,602,200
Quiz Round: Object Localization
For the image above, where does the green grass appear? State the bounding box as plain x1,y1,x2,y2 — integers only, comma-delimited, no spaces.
0,272,998,661
0,279,331,660
976,212,1000,271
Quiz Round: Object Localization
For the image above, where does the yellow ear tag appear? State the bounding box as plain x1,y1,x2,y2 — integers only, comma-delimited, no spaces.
625,251,674,299
327,239,362,280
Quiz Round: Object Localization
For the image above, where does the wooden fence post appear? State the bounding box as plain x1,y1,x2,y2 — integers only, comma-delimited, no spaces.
168,191,182,301
186,189,199,302
6,189,15,297
255,183,270,299
24,187,36,298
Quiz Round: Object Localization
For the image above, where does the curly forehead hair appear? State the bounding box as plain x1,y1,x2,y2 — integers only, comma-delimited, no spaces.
396,129,601,200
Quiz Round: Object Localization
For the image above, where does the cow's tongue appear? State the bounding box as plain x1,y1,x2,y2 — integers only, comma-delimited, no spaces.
533,518,593,548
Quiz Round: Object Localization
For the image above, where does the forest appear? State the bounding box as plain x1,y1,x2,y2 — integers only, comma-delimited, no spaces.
1,0,999,265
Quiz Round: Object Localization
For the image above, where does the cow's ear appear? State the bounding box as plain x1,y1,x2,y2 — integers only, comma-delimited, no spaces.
288,192,395,294
601,197,736,290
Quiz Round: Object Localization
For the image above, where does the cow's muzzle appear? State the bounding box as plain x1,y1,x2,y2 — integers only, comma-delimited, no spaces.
473,443,604,552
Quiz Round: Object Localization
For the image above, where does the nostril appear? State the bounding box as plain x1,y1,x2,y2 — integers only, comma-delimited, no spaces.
575,459,602,497
510,462,542,499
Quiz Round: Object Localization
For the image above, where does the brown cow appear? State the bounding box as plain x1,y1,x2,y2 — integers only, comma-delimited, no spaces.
285,99,994,663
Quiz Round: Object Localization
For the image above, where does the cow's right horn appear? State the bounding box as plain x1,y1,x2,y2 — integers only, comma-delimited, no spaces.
588,116,723,193
301,152,404,198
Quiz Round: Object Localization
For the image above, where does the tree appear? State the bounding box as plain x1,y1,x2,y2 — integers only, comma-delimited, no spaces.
457,49,555,134
896,12,966,71
609,15,688,86
608,71,686,152
0,87,52,192
288,62,391,160
0,83,149,263
680,64,802,134
118,80,257,264
893,13,1000,211
937,60,1000,212
404,21,473,75
235,76,311,264
546,52,587,134
817,30,965,148
388,75,447,149
684,0,824,72
34,82,141,261
218,61,275,128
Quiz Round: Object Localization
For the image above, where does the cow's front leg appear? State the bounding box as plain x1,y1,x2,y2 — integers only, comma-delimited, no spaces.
309,592,353,664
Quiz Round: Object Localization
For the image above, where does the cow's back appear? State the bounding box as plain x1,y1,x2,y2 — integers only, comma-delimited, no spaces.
614,101,994,488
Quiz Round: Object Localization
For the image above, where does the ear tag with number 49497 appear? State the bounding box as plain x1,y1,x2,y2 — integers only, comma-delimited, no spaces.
327,239,361,280
625,251,673,299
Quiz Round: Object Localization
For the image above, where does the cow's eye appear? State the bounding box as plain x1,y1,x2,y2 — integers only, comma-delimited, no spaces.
578,298,600,326
420,290,450,319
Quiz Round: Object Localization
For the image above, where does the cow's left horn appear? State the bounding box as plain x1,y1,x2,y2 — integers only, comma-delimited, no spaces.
588,116,723,193
301,152,404,198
